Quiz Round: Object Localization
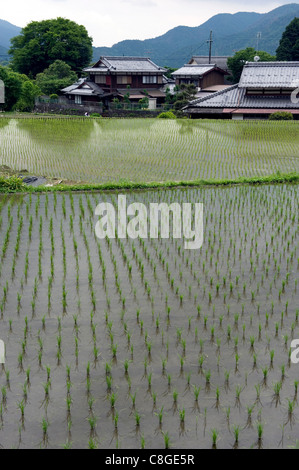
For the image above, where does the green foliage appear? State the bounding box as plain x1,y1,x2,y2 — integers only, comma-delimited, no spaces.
138,96,149,109
227,48,276,83
165,87,175,106
0,176,24,192
0,65,40,111
269,112,294,121
157,111,176,119
173,84,197,110
276,18,299,61
123,93,131,104
163,66,177,79
14,80,41,112
9,17,93,77
0,66,23,110
35,60,78,96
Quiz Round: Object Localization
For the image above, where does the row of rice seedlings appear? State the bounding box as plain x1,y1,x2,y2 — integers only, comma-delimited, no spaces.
0,185,298,448
0,118,298,183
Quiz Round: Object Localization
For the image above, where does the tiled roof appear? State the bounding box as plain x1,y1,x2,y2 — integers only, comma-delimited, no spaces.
239,62,299,88
61,78,86,93
61,79,107,96
86,57,166,73
117,88,166,98
172,64,216,76
184,84,299,110
190,56,230,71
184,62,299,111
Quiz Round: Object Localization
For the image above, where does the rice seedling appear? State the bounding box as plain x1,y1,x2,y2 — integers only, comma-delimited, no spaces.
156,406,164,427
135,411,141,427
88,415,97,433
232,425,240,445
42,417,49,436
0,178,297,449
109,392,117,408
88,438,98,449
211,429,219,449
257,422,264,442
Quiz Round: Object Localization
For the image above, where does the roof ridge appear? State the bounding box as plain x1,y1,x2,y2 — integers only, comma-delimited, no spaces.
245,61,299,67
102,56,150,60
182,63,215,67
187,83,238,106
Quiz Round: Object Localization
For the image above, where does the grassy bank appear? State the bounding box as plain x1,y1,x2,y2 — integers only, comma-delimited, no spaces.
0,172,298,193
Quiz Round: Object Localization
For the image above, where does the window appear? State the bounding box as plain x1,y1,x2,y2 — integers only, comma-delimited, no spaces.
95,75,106,84
116,75,132,85
75,95,82,104
179,78,199,86
142,76,157,84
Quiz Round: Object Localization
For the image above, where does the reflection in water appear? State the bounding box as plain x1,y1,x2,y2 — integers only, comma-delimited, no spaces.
0,118,297,184
17,118,95,147
178,120,194,135
0,119,8,131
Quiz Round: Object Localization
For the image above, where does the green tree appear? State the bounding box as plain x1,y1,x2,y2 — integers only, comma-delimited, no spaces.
9,17,92,77
276,18,299,61
0,66,23,110
15,81,41,112
163,66,177,79
138,96,149,109
35,60,78,95
0,66,40,111
123,93,131,104
165,86,175,106
173,83,197,110
227,47,276,84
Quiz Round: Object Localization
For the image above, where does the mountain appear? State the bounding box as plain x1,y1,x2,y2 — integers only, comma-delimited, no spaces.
216,3,299,55
0,4,298,69
0,19,21,48
0,19,21,63
92,3,299,68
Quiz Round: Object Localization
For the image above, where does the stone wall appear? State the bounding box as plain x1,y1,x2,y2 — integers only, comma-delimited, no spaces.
34,102,162,118
34,102,103,116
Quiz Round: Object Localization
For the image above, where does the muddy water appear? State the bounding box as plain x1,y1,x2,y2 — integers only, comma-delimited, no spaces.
0,184,298,448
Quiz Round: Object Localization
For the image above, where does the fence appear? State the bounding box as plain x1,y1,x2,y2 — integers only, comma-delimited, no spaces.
108,102,173,111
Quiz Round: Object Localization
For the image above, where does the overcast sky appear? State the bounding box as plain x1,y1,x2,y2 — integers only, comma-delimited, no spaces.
1,0,293,47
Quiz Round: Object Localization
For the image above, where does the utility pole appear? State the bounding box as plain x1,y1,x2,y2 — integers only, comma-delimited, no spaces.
207,31,213,64
256,32,262,52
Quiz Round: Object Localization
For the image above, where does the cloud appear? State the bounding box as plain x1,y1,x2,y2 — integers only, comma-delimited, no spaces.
1,0,293,47
120,0,157,5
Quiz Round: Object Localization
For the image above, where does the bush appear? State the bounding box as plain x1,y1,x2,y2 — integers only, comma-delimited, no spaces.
49,94,58,100
157,111,176,119
269,112,294,121
0,176,24,192
90,113,101,118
